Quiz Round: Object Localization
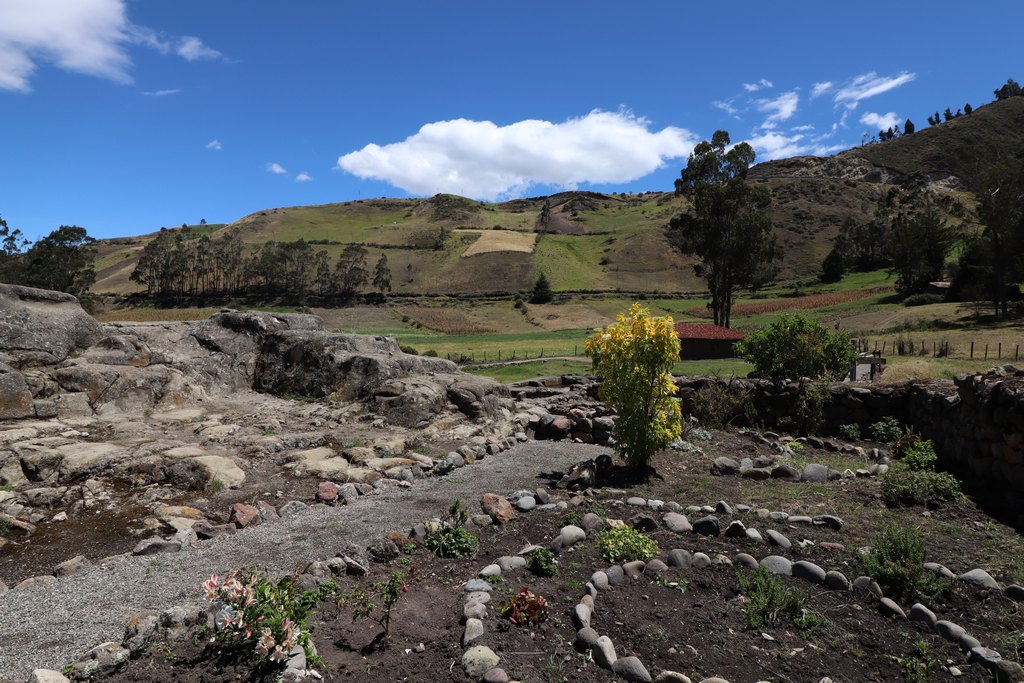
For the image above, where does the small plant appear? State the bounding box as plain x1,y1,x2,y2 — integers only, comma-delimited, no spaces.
881,467,961,508
205,478,226,494
143,408,153,418
870,416,903,443
690,378,748,429
793,381,829,435
737,567,808,629
887,638,938,682
788,440,806,453
891,428,922,458
901,439,937,471
861,524,927,600
424,501,479,558
202,569,322,669
597,525,660,564
339,571,408,647
499,587,548,625
528,547,559,577
838,423,861,440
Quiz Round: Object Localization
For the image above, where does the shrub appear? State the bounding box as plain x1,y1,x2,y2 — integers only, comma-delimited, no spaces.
424,501,478,558
903,293,944,307
736,567,809,629
422,349,438,357
861,524,927,600
499,587,548,625
529,272,553,304
597,525,660,564
902,439,938,471
793,381,829,435
399,344,418,355
585,303,682,469
528,548,558,577
869,416,903,443
881,467,961,508
892,428,923,459
690,379,748,429
839,423,861,440
202,569,324,668
734,313,858,380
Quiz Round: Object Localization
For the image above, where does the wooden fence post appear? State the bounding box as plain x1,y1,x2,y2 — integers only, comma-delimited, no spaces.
971,342,974,359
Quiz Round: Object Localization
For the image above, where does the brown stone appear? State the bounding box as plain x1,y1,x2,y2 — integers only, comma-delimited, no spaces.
317,481,339,503
480,493,516,524
229,503,260,528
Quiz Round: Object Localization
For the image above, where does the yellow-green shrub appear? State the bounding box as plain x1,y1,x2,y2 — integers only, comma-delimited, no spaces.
585,303,682,469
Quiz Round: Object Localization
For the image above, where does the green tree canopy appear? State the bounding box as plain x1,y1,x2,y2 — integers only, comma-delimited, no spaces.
668,130,778,327
529,271,552,304
735,314,858,381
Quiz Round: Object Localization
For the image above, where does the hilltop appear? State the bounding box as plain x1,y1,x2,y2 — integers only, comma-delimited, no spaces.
90,97,1024,298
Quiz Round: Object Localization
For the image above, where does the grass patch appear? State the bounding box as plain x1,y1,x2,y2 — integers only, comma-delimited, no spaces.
465,359,592,383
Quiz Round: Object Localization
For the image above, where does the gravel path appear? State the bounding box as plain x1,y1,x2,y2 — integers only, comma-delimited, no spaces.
0,441,604,680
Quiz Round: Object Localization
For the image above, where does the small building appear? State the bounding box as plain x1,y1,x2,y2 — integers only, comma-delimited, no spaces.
674,323,745,360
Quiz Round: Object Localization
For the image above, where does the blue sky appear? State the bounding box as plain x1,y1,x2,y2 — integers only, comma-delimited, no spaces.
1,1,1019,240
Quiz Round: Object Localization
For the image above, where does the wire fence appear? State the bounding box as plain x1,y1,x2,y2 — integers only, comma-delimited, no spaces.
440,346,586,365
854,337,1024,361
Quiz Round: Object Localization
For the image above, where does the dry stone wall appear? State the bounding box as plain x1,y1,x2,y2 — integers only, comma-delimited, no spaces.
675,367,1024,499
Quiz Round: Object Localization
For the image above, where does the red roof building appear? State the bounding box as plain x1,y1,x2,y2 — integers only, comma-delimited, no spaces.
674,323,745,360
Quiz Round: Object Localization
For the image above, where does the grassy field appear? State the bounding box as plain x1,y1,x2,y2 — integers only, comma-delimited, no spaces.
457,229,536,256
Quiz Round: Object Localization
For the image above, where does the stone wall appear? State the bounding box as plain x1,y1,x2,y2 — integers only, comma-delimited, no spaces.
675,367,1024,496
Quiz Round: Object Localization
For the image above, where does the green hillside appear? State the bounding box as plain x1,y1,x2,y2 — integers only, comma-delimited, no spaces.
91,98,1024,297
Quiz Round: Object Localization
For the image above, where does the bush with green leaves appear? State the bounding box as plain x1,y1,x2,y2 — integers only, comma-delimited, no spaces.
902,439,938,471
861,524,931,600
585,304,682,469
202,569,325,668
736,567,818,633
869,416,903,443
838,423,861,440
338,571,408,646
528,548,558,577
424,501,479,558
597,525,660,564
690,378,748,429
734,313,858,380
881,467,961,508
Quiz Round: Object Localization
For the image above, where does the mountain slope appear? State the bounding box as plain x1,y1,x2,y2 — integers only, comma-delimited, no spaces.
92,99,1024,297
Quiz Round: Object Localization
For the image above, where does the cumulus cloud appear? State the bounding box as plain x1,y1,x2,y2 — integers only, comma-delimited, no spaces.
743,78,774,92
177,36,220,61
337,110,697,200
811,81,833,98
143,88,180,96
745,130,845,162
835,71,915,107
757,91,799,128
267,162,287,174
295,171,313,182
0,0,132,92
0,0,222,92
205,139,222,151
859,111,902,130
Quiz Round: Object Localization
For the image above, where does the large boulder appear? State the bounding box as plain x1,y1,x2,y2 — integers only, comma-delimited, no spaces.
0,284,102,364
0,363,33,419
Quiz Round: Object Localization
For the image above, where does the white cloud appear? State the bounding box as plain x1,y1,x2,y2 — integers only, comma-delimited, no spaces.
757,91,799,128
267,162,287,174
0,0,132,92
337,109,697,200
791,124,815,132
811,81,833,98
834,71,915,107
0,1,222,92
743,78,774,92
176,36,220,61
143,88,180,96
205,139,222,151
295,171,313,182
859,111,902,131
745,130,845,162
712,99,739,116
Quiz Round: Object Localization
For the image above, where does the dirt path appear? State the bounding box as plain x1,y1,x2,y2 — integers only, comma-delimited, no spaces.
0,441,604,680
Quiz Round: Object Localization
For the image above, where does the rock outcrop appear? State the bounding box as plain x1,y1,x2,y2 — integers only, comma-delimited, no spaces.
0,284,103,366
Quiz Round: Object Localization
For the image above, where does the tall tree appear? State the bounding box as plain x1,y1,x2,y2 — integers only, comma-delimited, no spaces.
372,253,392,297
335,243,368,297
904,119,916,135
668,130,778,327
972,154,1024,316
994,78,1022,100
0,216,29,284
883,185,961,292
529,271,553,304
21,225,96,297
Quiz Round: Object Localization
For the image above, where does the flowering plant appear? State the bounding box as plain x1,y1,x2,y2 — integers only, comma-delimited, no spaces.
499,587,548,625
202,569,320,668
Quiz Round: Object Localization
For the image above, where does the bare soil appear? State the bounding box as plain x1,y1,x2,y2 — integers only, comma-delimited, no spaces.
100,430,1024,682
